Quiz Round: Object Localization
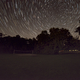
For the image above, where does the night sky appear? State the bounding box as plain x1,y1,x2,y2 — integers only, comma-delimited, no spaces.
0,0,80,38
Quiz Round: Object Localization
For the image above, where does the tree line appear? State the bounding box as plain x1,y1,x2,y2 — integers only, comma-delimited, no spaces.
0,26,80,54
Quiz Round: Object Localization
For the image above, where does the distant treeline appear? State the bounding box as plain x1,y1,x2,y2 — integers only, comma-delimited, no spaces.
0,26,80,54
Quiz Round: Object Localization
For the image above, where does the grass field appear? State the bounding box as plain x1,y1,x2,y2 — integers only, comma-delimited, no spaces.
0,54,80,80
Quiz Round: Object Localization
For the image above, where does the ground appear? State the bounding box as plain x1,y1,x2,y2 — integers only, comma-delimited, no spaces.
0,54,80,80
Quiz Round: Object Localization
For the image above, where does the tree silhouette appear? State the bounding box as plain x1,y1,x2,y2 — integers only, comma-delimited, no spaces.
49,28,73,54
34,27,73,54
16,35,20,38
0,33,3,38
0,27,79,54
75,26,80,35
36,30,49,44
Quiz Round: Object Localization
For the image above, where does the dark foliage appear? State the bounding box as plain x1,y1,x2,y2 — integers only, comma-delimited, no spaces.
0,35,37,54
0,27,80,54
34,27,80,54
75,26,80,35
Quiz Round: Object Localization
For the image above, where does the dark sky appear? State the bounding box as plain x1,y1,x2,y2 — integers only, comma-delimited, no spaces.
0,0,80,38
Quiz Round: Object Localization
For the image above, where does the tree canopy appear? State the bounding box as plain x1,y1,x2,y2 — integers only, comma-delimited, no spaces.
0,27,80,54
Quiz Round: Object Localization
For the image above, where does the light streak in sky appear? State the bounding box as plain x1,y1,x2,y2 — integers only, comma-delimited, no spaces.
0,0,80,38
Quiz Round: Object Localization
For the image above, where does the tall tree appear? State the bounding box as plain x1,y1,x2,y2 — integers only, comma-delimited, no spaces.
34,27,73,54
49,28,73,53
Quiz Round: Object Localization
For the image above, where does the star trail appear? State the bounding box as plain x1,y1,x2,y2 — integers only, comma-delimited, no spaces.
0,0,80,38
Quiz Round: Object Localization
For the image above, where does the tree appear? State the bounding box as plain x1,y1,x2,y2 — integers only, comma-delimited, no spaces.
34,27,73,54
36,30,49,44
49,28,59,40
34,30,50,54
0,33,7,38
75,26,80,35
49,28,73,53
16,35,20,38
0,33,3,38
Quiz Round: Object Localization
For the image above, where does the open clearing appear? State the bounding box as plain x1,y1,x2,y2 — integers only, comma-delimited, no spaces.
0,54,80,80
16,54,37,56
